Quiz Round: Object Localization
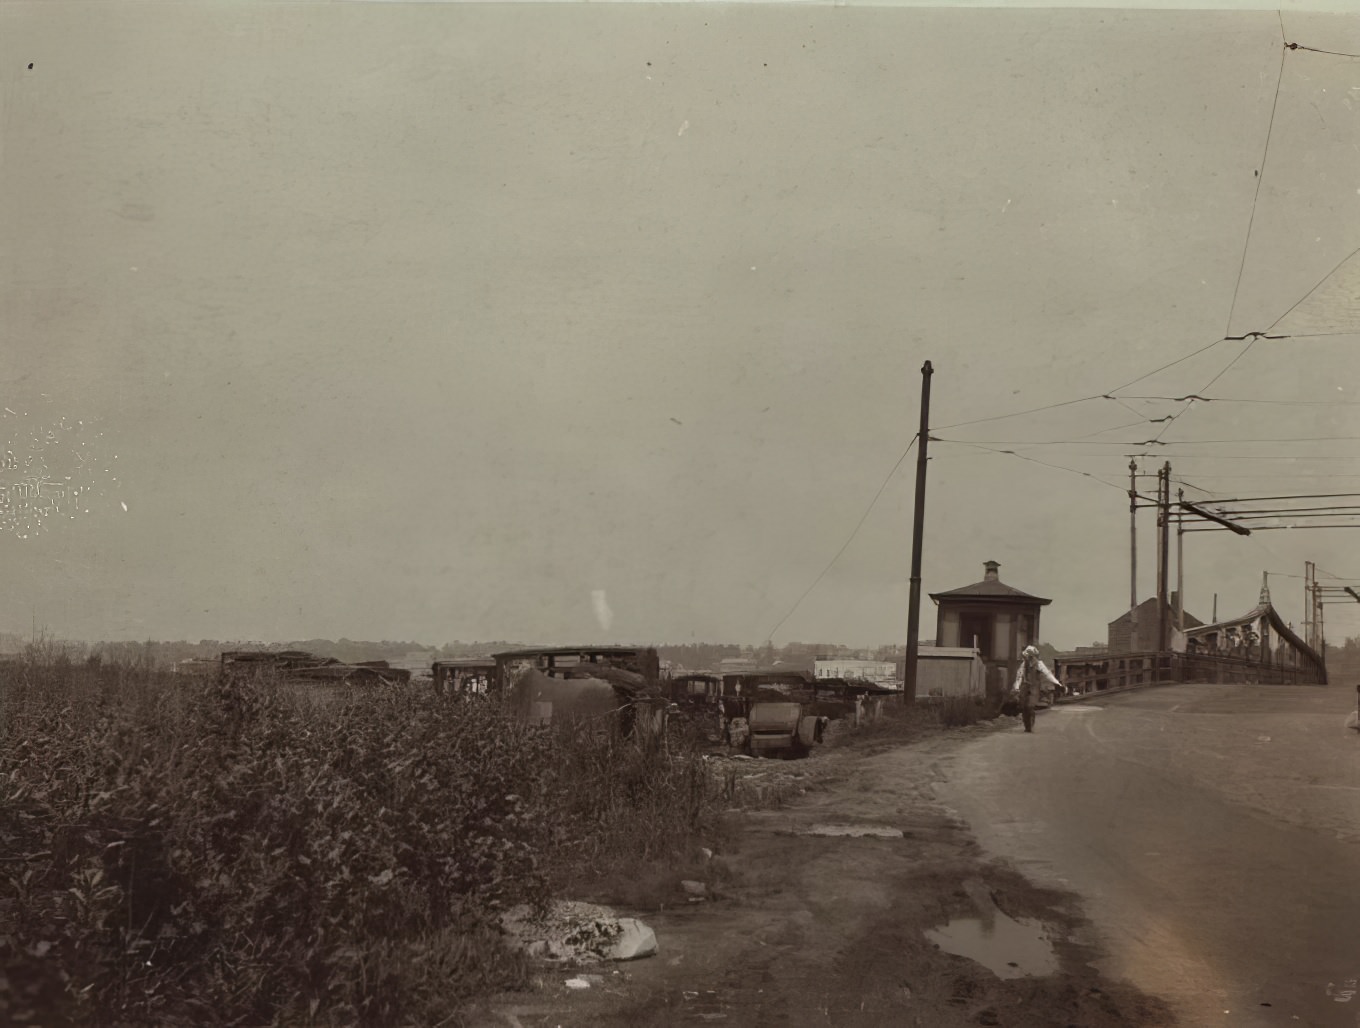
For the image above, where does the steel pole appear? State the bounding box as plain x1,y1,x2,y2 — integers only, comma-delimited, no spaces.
903,360,934,706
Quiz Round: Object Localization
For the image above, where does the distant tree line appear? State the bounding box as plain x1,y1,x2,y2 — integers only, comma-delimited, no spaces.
1325,637,1360,684
3,631,1083,675
3,633,932,673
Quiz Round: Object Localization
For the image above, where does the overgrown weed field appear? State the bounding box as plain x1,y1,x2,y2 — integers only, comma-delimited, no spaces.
0,655,722,1027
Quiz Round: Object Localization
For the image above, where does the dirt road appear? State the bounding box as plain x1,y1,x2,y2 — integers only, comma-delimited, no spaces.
476,719,1176,1027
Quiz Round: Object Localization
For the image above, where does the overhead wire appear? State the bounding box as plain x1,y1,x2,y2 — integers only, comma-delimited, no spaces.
1199,336,1259,393
1103,337,1231,396
933,434,1360,447
762,434,918,642
1122,394,1360,407
932,395,1104,432
1224,20,1287,338
1165,490,1360,504
938,439,1129,492
1184,523,1360,532
1312,564,1360,580
1170,472,1360,479
1267,245,1360,333
1283,42,1360,60
1133,453,1360,461
937,30,1346,464
778,21,1351,637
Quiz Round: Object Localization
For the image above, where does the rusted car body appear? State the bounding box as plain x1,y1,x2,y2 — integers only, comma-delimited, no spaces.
745,700,828,757
490,646,667,740
431,657,497,696
219,650,412,686
491,646,657,693
718,670,829,758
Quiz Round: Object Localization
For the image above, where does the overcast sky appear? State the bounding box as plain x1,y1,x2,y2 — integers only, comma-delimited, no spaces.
2,3,1359,649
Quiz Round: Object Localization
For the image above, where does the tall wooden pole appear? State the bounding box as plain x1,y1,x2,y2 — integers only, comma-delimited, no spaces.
1129,459,1139,650
1177,487,1185,633
904,360,933,706
1157,463,1171,654
1305,560,1314,649
1154,465,1164,653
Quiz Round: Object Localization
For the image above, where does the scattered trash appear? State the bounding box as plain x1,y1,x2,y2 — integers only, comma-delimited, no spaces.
609,918,658,961
700,847,714,861
501,901,659,964
565,978,590,990
801,823,904,839
681,879,708,898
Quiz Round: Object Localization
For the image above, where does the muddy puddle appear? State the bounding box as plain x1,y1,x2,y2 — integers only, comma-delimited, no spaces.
926,880,1058,980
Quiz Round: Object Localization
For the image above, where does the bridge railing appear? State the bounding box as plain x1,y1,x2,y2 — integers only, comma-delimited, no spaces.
1055,651,1323,695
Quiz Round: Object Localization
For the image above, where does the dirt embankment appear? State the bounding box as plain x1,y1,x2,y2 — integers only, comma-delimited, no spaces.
475,722,1177,1028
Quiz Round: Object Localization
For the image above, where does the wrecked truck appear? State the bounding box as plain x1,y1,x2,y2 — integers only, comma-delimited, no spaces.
720,670,829,759
745,701,828,758
492,646,670,745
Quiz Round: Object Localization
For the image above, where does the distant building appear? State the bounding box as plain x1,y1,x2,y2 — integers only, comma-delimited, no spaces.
930,560,1051,696
813,657,899,688
1107,593,1202,653
719,657,758,674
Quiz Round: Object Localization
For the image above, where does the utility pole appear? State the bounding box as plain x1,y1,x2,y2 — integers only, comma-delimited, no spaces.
1155,467,1164,650
1157,462,1172,655
1315,564,1322,649
1304,560,1315,649
1176,487,1185,633
1129,459,1139,650
1318,597,1326,657
903,360,933,706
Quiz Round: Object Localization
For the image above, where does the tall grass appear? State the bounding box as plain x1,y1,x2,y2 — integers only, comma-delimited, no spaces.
0,656,726,1026
829,692,991,748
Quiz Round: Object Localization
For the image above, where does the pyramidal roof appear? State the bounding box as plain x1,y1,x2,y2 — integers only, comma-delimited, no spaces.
929,561,1051,604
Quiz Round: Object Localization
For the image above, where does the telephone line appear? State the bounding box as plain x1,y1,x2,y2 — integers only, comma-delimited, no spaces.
762,434,919,642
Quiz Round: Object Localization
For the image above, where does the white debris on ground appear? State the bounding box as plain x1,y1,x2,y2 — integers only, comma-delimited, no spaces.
680,879,708,901
500,900,658,965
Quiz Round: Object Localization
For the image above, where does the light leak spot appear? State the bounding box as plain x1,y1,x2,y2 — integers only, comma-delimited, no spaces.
1,405,119,538
591,589,614,632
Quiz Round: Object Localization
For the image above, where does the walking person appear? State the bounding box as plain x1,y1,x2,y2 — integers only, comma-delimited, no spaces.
1013,645,1062,733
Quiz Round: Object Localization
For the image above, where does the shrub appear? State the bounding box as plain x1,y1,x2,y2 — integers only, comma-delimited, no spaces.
937,694,988,727
0,659,727,1026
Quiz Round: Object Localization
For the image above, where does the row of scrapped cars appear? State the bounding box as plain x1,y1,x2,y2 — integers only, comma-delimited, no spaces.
433,646,666,727
218,650,413,686
669,668,897,757
426,647,897,759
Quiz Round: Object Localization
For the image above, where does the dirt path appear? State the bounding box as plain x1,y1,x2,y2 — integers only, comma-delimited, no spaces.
474,723,1177,1027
